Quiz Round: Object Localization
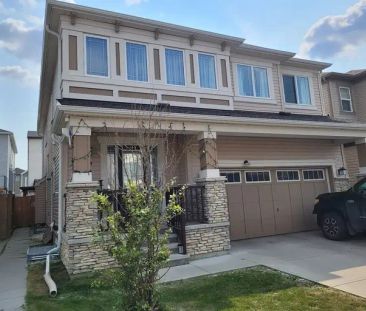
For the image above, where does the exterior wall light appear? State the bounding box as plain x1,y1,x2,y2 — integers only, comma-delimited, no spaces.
338,167,347,177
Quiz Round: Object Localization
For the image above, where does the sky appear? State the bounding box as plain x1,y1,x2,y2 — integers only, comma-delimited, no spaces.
0,0,365,170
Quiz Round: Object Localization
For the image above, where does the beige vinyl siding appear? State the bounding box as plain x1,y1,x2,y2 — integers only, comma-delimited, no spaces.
353,79,366,122
344,145,360,185
325,79,356,122
321,80,333,117
217,136,342,163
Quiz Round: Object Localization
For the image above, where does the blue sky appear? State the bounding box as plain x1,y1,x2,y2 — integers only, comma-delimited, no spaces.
0,0,365,169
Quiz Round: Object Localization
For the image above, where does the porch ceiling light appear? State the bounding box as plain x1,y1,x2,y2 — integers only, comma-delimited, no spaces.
243,160,249,165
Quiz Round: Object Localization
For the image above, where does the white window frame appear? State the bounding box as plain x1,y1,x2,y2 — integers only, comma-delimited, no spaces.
276,170,300,182
164,47,186,87
244,170,271,184
339,87,353,112
302,169,325,181
84,34,110,78
197,52,218,90
220,171,242,184
236,64,270,99
282,73,313,106
125,41,149,83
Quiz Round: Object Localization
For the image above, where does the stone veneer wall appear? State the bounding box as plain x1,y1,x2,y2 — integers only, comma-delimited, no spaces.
61,182,115,275
333,178,351,192
185,177,231,258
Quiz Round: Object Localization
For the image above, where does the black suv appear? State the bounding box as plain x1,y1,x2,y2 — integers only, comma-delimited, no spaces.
313,178,366,240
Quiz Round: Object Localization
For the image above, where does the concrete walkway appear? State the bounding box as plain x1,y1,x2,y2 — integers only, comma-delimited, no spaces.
0,228,32,311
161,231,366,299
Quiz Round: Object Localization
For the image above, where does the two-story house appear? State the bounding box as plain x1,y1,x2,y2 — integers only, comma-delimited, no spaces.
39,0,366,275
27,131,43,186
0,129,17,194
322,70,366,185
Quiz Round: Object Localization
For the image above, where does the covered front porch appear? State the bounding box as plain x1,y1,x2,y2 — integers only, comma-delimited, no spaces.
54,102,366,274
59,124,230,274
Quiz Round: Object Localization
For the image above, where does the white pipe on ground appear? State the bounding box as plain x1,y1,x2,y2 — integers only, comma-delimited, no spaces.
44,253,57,297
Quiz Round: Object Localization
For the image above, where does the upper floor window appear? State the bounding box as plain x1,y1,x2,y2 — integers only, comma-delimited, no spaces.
126,42,148,82
283,75,311,105
198,53,217,89
165,48,185,86
339,87,353,112
85,36,109,77
237,64,269,98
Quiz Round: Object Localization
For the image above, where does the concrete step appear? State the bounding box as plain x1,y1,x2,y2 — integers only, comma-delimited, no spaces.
167,233,178,243
168,242,179,254
166,253,190,267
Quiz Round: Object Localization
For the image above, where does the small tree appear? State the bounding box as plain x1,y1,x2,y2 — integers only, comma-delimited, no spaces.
92,105,194,310
93,182,183,310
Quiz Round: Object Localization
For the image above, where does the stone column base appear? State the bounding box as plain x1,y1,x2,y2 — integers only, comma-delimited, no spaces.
185,222,231,259
333,178,351,192
61,235,115,275
61,181,116,275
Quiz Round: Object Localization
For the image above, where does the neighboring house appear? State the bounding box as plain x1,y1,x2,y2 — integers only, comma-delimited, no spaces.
27,131,43,186
322,70,366,185
0,129,17,194
14,168,27,196
39,1,366,275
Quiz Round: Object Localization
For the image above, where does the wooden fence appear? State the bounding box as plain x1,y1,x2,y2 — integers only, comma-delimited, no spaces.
0,194,13,240
13,196,35,228
0,194,35,240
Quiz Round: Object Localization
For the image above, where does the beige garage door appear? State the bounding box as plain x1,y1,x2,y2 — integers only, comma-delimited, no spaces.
222,168,329,240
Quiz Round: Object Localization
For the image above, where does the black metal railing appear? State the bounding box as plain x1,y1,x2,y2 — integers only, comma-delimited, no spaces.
166,185,206,254
99,185,206,254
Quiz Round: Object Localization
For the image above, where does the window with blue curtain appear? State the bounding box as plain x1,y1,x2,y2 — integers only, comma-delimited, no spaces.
126,42,148,82
253,67,269,97
198,53,217,89
165,48,185,85
237,64,269,98
237,65,253,96
283,75,297,103
283,74,311,105
86,36,108,77
296,76,311,105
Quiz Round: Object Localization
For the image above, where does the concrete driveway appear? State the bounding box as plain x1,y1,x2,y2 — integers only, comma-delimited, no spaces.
231,230,366,298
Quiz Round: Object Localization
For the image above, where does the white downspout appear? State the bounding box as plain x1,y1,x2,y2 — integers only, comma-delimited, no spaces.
44,23,62,297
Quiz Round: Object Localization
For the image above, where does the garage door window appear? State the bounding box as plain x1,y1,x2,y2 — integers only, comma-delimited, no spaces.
276,170,300,182
221,171,241,183
245,171,271,183
303,169,325,181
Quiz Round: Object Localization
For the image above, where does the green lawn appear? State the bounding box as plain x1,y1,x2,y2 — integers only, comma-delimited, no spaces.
26,262,366,311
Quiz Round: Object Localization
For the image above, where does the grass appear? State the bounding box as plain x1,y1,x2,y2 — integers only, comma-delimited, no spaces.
26,262,366,311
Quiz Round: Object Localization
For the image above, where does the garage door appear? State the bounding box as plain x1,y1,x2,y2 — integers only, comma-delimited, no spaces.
221,168,329,240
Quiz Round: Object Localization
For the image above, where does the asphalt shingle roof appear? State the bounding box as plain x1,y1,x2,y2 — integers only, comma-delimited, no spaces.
59,98,337,123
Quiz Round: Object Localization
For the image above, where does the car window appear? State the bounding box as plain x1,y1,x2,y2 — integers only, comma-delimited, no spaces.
354,180,366,193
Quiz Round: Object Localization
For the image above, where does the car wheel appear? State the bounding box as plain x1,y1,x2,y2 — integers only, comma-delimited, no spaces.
321,212,348,241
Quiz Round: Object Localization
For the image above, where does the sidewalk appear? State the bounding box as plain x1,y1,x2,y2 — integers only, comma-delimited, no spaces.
0,228,32,311
159,253,256,282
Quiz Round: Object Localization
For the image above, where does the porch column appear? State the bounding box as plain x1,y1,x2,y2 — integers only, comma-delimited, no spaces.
61,182,116,275
184,131,231,259
197,131,220,179
71,127,92,183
